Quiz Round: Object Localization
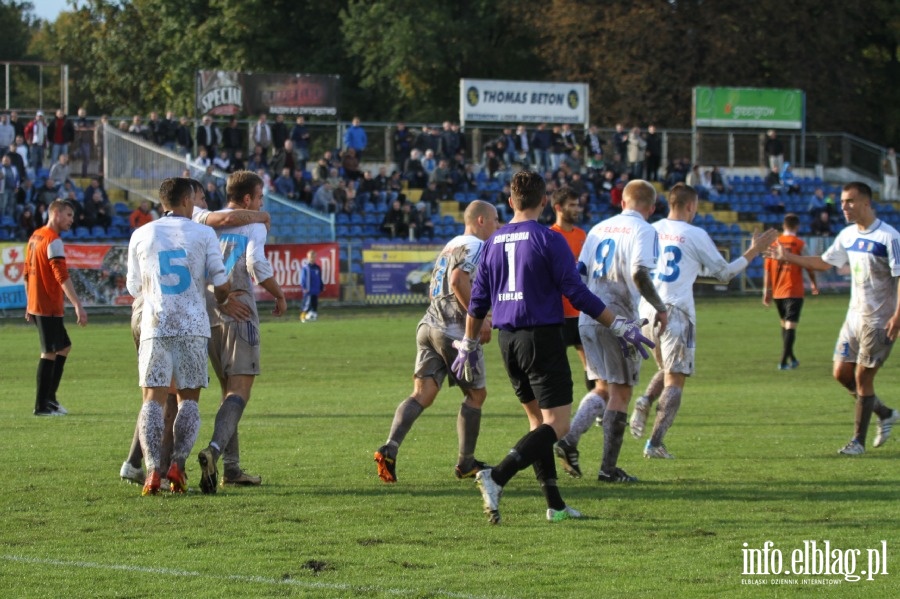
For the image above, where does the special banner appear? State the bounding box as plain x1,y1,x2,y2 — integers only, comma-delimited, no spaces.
460,78,589,125
0,242,339,310
197,70,341,117
693,86,804,129
362,244,444,305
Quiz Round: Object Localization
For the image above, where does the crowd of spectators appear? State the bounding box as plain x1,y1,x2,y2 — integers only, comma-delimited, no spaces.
1,109,857,243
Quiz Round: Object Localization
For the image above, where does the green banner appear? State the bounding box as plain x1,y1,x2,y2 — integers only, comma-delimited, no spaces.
693,87,804,129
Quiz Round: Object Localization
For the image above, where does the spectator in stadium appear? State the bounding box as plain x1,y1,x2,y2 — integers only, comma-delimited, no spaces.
554,179,666,483
807,187,830,218
393,122,412,168
810,209,834,236
882,147,897,202
763,213,819,371
8,137,28,181
85,177,108,204
299,249,324,323
0,113,14,155
343,116,367,159
403,148,428,189
0,154,18,218
531,123,552,173
205,180,224,210
128,115,149,141
129,200,155,230
146,111,163,145
24,111,48,171
421,149,437,176
374,201,499,483
160,111,178,151
247,144,269,174
271,114,289,152
36,177,59,208
252,114,273,158
430,158,453,200
274,167,297,200
271,139,300,178
47,109,75,165
175,116,193,156
196,115,221,158
582,125,604,163
9,110,24,139
230,149,246,173
333,179,355,213
221,117,242,158
513,124,530,166
413,125,436,155
82,188,112,231
213,149,231,172
381,198,405,238
25,199,88,416
458,170,653,524
312,180,336,213
17,204,37,240
193,147,211,171
48,154,71,188
627,127,647,179
644,124,661,182
74,108,93,178
627,184,778,459
294,172,312,205
341,147,361,181
772,182,900,455
764,187,786,213
289,116,311,172
764,129,785,172
780,162,801,195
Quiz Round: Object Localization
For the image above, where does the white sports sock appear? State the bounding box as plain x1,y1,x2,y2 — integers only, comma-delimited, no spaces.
138,401,164,473
563,391,606,446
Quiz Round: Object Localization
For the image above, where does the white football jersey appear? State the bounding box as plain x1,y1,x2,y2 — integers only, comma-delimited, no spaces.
641,218,736,321
421,233,484,339
207,208,273,326
579,209,658,324
127,214,227,340
822,219,900,327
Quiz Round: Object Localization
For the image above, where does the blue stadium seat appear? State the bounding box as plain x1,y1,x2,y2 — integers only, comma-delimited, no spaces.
91,226,109,239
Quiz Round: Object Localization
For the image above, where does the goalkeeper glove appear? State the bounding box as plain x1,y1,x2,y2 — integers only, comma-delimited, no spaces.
451,337,480,383
609,316,655,360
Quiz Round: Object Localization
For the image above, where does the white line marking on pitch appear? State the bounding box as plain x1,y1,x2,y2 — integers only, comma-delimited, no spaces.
2,555,512,599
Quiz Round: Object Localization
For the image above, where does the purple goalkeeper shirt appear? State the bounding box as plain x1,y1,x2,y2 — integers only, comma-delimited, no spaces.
469,220,607,330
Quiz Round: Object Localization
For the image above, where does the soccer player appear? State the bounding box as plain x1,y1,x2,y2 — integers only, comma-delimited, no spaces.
374,200,499,484
196,170,288,494
549,186,592,392
126,177,237,495
454,170,653,524
629,183,779,457
555,179,668,483
25,199,87,416
763,213,819,370
772,182,900,454
118,180,266,485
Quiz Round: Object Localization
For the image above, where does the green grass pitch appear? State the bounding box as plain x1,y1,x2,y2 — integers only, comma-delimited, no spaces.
0,294,897,598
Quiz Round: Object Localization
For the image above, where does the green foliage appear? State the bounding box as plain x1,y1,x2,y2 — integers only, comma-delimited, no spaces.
0,296,898,597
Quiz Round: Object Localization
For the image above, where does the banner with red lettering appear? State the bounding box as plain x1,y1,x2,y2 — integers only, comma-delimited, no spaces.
0,242,339,309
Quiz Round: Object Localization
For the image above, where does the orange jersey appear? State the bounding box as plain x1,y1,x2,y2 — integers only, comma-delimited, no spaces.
550,223,587,318
25,225,69,316
765,233,806,299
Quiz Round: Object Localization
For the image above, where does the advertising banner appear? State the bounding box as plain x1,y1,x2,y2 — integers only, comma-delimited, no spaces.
693,86,804,129
362,244,444,305
460,79,589,125
197,71,341,117
0,242,339,310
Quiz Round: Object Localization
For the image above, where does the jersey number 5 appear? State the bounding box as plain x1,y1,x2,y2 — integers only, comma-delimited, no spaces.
159,249,190,295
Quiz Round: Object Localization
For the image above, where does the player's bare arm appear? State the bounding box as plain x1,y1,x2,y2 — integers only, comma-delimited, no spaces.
770,244,832,271
61,278,88,326
634,266,667,333
258,277,287,316
204,209,271,231
887,278,900,341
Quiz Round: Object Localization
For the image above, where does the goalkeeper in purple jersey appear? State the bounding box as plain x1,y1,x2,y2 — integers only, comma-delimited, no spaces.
452,170,654,525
